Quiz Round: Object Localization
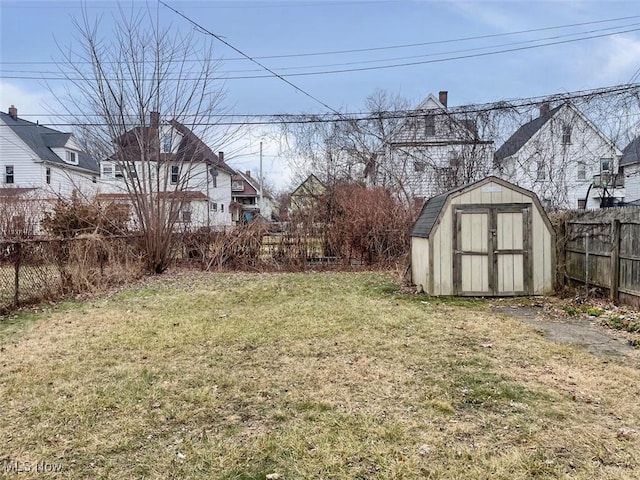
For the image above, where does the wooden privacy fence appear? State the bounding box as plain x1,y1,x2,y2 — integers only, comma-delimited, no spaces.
564,219,640,307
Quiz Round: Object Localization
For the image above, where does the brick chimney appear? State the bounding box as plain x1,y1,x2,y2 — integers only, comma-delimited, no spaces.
245,170,251,178
8,105,17,120
218,151,224,162
438,91,448,108
150,111,160,128
540,102,550,117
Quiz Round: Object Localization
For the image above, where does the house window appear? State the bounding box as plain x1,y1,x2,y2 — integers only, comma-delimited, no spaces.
448,151,459,167
536,161,546,181
220,204,224,213
66,151,77,164
562,125,572,145
577,199,586,209
101,163,114,178
5,165,14,184
424,114,435,136
182,210,192,223
114,164,125,178
577,161,586,181
162,135,172,153
414,161,426,173
209,202,217,212
126,164,138,179
600,158,612,173
232,180,244,191
46,167,51,184
170,165,180,184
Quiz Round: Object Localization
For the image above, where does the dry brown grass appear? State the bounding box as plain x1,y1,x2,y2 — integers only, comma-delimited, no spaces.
1,272,639,479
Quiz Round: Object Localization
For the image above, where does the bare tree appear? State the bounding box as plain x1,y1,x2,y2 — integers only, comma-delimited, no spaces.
280,89,410,189
52,5,237,273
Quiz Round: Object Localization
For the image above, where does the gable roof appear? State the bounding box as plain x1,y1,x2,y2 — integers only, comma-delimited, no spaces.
620,136,640,166
0,111,99,174
112,119,234,175
494,104,563,161
291,174,326,197
411,176,550,238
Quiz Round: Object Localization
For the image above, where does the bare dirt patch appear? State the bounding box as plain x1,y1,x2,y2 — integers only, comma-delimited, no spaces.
493,304,640,359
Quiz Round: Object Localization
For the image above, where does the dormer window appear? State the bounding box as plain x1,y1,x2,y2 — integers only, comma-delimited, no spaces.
65,151,77,164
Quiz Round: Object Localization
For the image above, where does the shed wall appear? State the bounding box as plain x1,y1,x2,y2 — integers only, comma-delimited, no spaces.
411,237,429,292
416,180,554,296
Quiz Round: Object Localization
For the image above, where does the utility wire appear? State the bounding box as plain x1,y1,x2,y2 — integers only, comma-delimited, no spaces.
4,21,640,76
4,25,639,81
2,14,639,65
5,84,639,127
158,0,342,117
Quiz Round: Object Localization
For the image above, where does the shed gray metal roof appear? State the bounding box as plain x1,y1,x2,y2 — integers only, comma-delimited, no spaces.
494,105,562,161
411,182,470,238
0,111,99,174
620,136,640,166
411,176,543,239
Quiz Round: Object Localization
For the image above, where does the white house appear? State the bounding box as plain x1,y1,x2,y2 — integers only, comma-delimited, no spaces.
98,113,234,229
231,170,277,223
620,136,640,204
365,91,494,202
495,102,623,209
0,105,99,198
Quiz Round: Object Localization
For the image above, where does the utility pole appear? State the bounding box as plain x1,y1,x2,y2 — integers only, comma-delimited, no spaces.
259,140,264,215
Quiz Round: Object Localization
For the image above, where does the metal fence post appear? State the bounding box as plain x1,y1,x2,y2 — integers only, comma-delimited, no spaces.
14,242,21,307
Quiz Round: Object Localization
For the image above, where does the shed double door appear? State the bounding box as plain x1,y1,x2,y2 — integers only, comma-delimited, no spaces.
453,205,531,296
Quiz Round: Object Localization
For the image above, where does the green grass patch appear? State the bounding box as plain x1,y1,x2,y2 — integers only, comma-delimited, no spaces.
1,271,639,479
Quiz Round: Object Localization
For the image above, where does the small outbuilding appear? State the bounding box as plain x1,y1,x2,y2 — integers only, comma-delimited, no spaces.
411,176,555,296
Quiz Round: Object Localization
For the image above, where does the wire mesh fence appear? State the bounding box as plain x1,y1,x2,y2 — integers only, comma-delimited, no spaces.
0,236,144,314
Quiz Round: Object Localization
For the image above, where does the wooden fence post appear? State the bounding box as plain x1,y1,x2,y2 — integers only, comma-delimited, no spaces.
610,219,620,302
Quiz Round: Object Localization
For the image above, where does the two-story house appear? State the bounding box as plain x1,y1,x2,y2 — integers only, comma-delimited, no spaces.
495,102,623,209
1,105,100,236
230,170,276,224
0,105,99,197
620,136,640,205
365,91,494,202
99,112,234,229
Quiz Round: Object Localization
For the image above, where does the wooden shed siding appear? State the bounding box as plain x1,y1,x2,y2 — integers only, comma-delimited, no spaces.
411,237,430,291
411,177,555,296
432,202,454,295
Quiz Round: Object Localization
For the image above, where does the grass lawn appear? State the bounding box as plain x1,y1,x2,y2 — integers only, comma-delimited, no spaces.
1,272,639,479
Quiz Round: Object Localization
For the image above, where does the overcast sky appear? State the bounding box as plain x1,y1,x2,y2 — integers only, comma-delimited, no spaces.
2,0,640,189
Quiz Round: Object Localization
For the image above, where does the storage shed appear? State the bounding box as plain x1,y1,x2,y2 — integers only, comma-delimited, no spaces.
411,176,555,296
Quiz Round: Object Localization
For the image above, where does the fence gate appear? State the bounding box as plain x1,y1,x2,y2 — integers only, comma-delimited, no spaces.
453,205,532,296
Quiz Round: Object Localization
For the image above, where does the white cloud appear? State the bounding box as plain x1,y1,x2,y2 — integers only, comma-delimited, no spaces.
595,35,640,84
224,124,293,192
0,81,57,121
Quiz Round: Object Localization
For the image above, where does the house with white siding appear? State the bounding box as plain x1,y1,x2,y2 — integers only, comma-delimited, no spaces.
365,91,494,202
99,112,234,229
620,136,640,204
0,106,99,198
495,102,623,209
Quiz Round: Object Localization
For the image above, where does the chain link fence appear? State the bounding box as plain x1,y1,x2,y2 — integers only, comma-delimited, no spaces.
1,236,144,314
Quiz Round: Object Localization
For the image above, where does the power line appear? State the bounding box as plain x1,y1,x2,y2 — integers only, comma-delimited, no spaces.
5,84,639,127
4,25,639,82
5,21,640,77
158,0,342,117
2,14,639,66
